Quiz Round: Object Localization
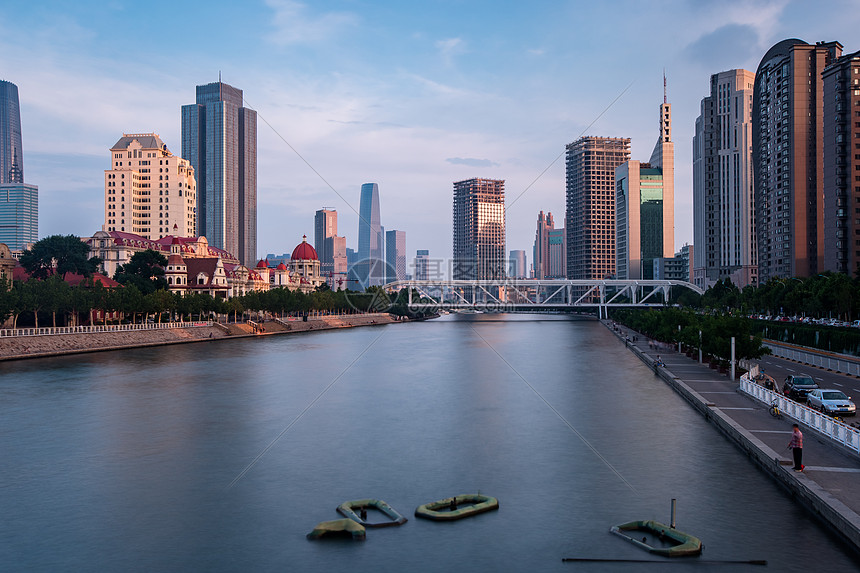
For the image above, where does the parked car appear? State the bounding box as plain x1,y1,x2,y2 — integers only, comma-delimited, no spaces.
806,389,856,417
783,374,819,402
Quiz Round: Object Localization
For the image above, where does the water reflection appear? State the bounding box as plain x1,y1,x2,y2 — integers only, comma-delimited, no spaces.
0,316,855,572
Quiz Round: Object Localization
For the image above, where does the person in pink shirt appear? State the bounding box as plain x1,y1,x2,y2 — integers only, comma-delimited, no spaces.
788,424,804,472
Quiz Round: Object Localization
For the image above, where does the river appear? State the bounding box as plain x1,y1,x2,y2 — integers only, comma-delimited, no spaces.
0,314,856,572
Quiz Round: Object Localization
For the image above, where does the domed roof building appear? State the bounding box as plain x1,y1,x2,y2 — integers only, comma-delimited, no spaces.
291,237,318,261
289,235,324,292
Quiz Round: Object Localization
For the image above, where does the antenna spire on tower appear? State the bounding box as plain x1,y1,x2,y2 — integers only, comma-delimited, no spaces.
663,68,667,104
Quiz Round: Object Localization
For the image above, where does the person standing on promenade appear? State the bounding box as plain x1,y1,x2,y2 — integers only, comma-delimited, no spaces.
788,424,804,472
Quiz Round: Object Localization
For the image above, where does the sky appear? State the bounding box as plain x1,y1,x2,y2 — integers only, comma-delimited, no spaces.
2,0,858,272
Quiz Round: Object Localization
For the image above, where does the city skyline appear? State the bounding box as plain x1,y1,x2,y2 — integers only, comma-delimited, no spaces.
1,2,858,264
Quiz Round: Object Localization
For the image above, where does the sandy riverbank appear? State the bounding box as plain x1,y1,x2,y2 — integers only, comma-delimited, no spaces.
0,314,398,361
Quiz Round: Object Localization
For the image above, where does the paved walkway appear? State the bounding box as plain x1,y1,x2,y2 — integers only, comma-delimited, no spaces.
605,321,860,552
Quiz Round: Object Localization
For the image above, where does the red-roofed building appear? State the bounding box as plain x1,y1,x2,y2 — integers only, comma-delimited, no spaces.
87,230,324,298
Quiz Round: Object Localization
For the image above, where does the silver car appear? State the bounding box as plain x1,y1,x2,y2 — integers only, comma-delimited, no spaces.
806,389,856,416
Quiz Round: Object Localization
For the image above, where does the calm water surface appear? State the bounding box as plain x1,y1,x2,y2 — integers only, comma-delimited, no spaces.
1,315,857,572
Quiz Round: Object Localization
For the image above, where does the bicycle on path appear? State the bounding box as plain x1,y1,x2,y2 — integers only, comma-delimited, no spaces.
768,400,783,419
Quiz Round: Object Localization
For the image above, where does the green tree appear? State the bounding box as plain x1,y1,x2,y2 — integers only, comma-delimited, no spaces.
147,289,175,323
114,249,168,295
19,234,101,280
42,275,71,327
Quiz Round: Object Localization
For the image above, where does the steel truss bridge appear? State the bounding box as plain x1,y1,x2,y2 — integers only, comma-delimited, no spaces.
383,279,704,318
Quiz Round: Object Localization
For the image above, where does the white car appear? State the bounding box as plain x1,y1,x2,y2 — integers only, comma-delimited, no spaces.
806,389,856,417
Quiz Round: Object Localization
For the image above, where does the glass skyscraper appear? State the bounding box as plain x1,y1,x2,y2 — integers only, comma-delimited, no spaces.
181,81,257,266
0,183,38,250
0,80,38,251
356,183,384,287
0,80,24,185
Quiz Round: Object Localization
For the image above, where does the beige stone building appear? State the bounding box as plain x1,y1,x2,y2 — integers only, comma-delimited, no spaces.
0,242,15,287
104,133,196,240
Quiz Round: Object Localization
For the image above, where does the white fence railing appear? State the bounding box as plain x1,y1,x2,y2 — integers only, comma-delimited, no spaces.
0,321,212,338
765,341,860,377
739,373,860,455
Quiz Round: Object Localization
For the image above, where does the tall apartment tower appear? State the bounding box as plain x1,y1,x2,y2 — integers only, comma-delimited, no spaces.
616,97,675,280
753,40,842,281
385,229,406,283
822,49,860,274
693,69,757,289
314,208,338,274
104,134,197,240
565,137,630,279
0,80,37,251
181,80,257,266
452,178,506,280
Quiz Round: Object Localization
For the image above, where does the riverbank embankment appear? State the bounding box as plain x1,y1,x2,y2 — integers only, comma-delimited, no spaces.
0,313,397,361
604,321,860,554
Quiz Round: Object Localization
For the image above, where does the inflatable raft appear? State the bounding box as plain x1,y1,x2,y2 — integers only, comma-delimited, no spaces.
336,499,408,527
610,520,702,557
306,518,366,540
415,494,499,521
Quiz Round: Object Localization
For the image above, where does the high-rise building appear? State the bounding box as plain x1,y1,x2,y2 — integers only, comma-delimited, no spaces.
357,183,384,287
314,208,338,274
324,235,347,286
565,137,630,279
533,211,553,280
103,133,197,240
615,99,675,280
753,40,842,281
385,229,406,283
182,80,257,266
453,178,505,280
693,69,757,289
0,183,38,251
0,80,37,251
823,49,860,274
509,249,527,278
0,80,24,185
533,211,565,279
414,249,430,281
547,228,566,278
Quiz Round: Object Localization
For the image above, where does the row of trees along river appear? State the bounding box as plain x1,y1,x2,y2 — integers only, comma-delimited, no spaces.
0,235,423,328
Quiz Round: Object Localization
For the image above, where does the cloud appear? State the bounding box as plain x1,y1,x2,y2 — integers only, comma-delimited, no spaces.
435,37,465,65
446,157,499,168
265,0,357,46
686,23,761,69
683,0,790,66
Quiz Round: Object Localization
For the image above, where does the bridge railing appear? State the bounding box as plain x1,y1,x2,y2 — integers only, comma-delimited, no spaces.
739,373,860,455
0,321,213,338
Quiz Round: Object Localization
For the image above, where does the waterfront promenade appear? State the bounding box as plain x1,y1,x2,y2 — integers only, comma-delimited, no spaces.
605,321,860,553
0,313,395,361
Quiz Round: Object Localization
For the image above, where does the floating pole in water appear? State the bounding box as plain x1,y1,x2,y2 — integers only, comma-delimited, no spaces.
562,558,767,565
670,498,677,529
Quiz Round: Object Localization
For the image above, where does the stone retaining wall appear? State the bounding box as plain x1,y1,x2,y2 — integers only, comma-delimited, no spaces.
0,314,397,361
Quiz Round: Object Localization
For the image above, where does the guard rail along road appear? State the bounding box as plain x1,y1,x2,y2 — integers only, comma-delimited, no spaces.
0,321,213,338
765,340,860,377
739,373,860,455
